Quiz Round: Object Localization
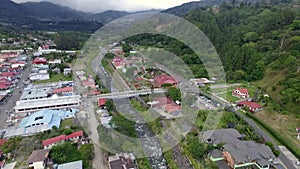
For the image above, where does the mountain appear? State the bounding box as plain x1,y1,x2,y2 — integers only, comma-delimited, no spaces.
87,10,130,23
162,0,258,16
21,1,86,20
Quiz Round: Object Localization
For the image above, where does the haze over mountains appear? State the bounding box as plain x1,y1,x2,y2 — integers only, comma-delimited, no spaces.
0,0,245,31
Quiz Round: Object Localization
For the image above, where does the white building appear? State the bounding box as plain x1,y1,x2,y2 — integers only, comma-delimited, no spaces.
27,149,49,169
29,73,50,81
15,95,81,116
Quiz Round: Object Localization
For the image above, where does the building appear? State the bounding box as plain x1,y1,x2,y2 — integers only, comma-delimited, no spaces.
11,61,25,68
237,101,262,113
108,153,137,169
43,135,66,149
15,95,81,115
48,59,61,65
20,89,50,100
27,149,49,169
98,98,106,108
43,130,83,149
202,129,275,169
4,109,77,138
52,86,73,96
154,75,177,87
63,68,72,76
32,57,47,65
21,109,75,127
190,78,215,87
232,88,249,99
57,160,82,169
29,73,50,81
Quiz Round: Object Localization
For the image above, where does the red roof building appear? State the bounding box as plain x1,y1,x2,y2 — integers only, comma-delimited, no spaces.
42,135,66,148
237,101,262,113
0,85,10,90
164,103,181,113
89,89,100,96
66,130,83,140
53,86,73,94
98,98,106,107
0,72,16,77
232,88,249,98
154,75,177,87
42,131,84,149
32,57,47,65
0,139,7,147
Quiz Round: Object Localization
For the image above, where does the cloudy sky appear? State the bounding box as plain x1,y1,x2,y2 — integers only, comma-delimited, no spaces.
13,0,197,13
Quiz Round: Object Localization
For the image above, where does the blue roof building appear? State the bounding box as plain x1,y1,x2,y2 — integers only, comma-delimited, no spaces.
4,109,77,138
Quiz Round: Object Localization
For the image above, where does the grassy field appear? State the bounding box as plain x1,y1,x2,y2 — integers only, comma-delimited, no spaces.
60,118,73,129
33,73,73,84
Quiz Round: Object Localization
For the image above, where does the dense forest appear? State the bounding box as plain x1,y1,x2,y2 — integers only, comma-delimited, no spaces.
125,1,300,112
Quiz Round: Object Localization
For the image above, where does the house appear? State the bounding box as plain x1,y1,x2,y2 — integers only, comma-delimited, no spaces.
48,59,61,65
57,160,82,169
232,88,249,98
52,86,73,95
237,101,262,113
11,61,25,68
27,149,49,169
53,67,61,74
0,161,5,169
43,130,83,149
190,78,215,87
32,57,47,65
66,130,83,142
0,139,7,147
42,135,66,149
154,75,177,87
63,68,72,76
108,153,137,169
98,98,106,108
202,129,276,169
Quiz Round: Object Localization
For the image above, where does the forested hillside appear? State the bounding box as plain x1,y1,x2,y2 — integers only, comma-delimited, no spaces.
126,1,300,112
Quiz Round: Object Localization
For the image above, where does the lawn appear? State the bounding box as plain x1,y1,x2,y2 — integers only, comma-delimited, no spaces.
60,118,73,129
216,91,241,102
33,73,73,84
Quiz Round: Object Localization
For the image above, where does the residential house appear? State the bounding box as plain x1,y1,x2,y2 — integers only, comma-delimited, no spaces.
202,129,276,169
43,130,83,149
98,98,106,108
53,67,61,74
27,149,49,169
65,130,83,142
42,135,66,149
48,59,61,65
63,68,72,76
57,160,82,169
232,88,249,99
52,86,73,96
237,101,262,113
154,75,177,87
108,153,137,169
32,57,47,65
11,61,25,69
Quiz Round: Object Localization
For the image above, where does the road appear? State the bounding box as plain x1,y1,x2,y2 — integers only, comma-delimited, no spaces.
0,56,32,129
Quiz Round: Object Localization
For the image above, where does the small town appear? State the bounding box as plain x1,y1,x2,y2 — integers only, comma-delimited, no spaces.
0,0,300,169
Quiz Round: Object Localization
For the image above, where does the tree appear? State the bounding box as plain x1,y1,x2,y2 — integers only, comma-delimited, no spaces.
79,144,94,161
188,139,207,160
105,100,115,111
122,43,132,54
167,87,181,101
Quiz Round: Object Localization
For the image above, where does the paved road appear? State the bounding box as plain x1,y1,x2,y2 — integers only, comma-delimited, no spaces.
0,56,32,129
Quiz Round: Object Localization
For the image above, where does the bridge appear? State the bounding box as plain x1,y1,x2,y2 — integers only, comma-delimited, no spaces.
91,88,167,100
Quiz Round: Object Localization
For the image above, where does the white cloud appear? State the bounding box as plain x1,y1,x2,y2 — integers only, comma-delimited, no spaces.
12,0,197,13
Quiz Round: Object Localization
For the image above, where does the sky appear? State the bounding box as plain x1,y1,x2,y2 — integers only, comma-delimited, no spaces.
13,0,197,13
